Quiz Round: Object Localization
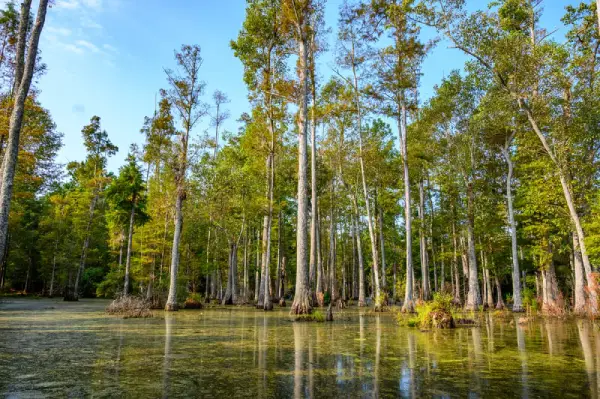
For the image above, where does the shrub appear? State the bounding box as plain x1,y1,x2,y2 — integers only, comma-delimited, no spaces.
397,293,456,329
184,293,203,309
324,291,331,306
106,296,153,318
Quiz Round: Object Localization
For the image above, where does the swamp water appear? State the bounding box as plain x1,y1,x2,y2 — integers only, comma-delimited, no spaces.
0,298,598,398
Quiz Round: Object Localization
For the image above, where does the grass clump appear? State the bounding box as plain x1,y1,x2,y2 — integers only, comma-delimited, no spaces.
295,310,325,322
106,296,153,318
396,293,456,329
184,293,204,309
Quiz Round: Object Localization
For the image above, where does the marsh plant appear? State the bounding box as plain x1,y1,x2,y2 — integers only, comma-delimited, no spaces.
106,296,153,318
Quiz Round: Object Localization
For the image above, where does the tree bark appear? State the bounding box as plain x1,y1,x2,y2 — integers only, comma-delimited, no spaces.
574,233,587,314
123,201,136,296
400,106,414,313
520,103,597,314
329,179,337,302
418,180,430,300
0,0,49,270
71,190,99,300
495,276,505,309
452,216,461,304
12,0,32,97
541,242,559,313
596,0,600,37
501,139,523,312
291,29,311,315
465,181,481,311
165,192,183,311
378,205,387,291
349,36,381,310
484,258,493,309
255,228,260,302
309,56,318,300
352,197,366,306
223,241,238,305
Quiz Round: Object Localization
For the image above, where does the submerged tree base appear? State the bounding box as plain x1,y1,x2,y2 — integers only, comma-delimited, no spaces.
290,293,312,315
63,293,78,302
164,302,179,312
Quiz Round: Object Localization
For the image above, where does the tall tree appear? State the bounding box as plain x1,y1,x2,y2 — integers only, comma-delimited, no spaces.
106,150,149,296
285,0,322,315
0,0,49,269
164,45,206,311
68,116,117,300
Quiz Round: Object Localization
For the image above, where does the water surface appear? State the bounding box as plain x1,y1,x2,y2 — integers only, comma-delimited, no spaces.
0,298,598,398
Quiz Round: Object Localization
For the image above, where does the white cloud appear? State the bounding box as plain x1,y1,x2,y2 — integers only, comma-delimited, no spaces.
55,0,104,10
80,16,103,29
81,0,102,9
62,43,84,54
55,0,80,9
102,43,117,53
46,26,72,36
75,39,100,53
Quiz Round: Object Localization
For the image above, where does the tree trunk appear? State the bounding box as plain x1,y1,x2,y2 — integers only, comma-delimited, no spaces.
0,0,49,273
279,256,286,300
541,242,560,313
49,236,58,297
495,276,505,309
452,218,461,304
400,107,414,313
123,201,136,296
254,228,260,302
596,0,600,36
329,180,337,302
243,227,249,302
118,230,124,269
70,190,99,300
350,38,380,310
353,198,366,306
574,233,587,314
501,139,523,312
418,180,430,300
521,104,596,314
440,241,445,293
352,220,357,299
309,71,318,300
165,192,183,311
223,241,238,305
378,205,387,292
484,259,493,309
465,181,481,311
291,32,311,315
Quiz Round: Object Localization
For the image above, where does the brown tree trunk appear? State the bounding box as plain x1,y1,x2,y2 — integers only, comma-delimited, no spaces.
223,241,238,305
0,0,49,272
495,276,505,310
291,29,311,315
465,181,481,311
573,233,587,314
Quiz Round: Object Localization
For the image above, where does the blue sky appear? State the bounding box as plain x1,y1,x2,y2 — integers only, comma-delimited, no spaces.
23,0,582,172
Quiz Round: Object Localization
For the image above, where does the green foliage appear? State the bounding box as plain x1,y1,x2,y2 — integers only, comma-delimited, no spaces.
96,270,124,298
397,293,456,329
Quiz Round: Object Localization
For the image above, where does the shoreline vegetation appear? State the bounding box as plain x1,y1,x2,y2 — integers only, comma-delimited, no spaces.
0,0,600,333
